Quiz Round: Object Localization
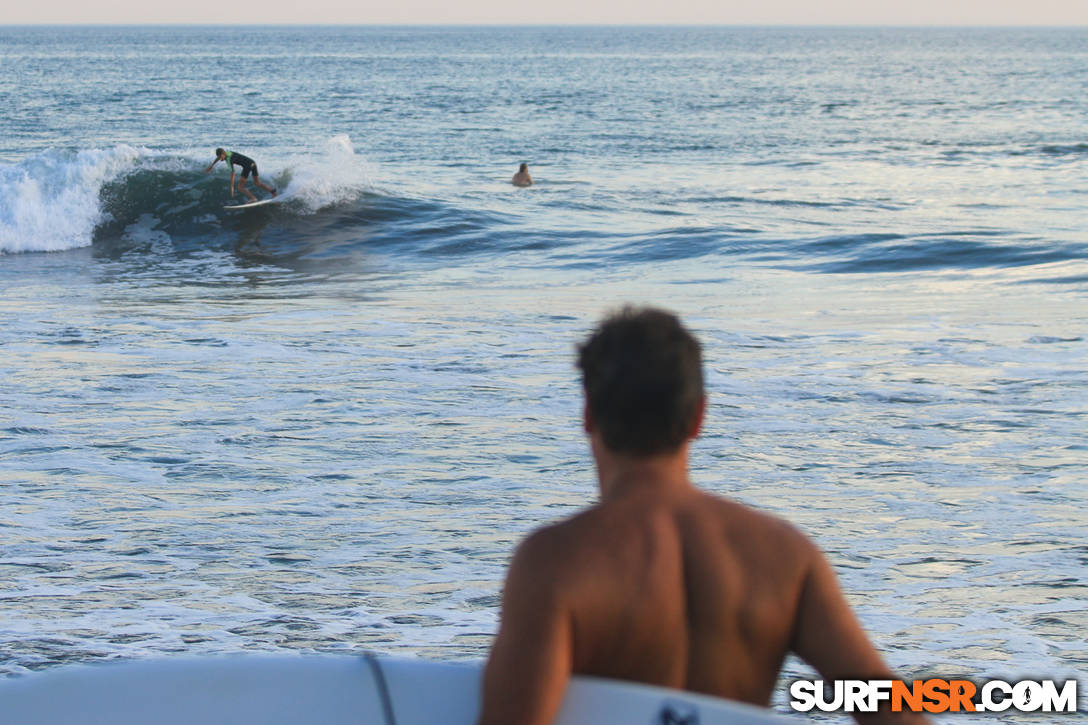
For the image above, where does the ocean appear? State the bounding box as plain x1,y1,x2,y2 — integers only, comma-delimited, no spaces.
1,25,1085,719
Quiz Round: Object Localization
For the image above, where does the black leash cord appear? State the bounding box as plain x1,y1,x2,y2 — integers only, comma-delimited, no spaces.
364,652,398,725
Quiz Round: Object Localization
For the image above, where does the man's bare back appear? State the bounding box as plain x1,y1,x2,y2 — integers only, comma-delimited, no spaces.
548,482,825,699
479,308,928,725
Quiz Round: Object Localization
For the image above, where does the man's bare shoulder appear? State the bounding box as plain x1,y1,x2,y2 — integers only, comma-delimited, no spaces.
506,500,652,588
512,507,606,567
502,514,599,607
700,492,813,542
513,489,819,578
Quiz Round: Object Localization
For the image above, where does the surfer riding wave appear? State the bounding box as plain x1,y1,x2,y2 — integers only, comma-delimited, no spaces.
204,147,277,203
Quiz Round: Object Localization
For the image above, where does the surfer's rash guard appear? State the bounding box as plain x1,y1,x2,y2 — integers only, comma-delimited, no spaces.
225,152,256,170
222,151,258,178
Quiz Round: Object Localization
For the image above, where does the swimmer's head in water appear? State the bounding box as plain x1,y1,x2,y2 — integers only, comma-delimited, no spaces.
578,306,704,457
519,163,529,172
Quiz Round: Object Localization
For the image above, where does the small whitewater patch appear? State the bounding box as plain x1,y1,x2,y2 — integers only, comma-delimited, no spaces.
276,135,376,214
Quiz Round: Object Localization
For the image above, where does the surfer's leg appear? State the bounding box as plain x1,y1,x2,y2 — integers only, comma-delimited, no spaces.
238,178,257,202
253,173,277,197
238,164,259,201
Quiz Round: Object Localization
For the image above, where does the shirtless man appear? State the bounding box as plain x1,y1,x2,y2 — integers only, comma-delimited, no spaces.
479,307,930,725
204,147,277,203
511,162,533,187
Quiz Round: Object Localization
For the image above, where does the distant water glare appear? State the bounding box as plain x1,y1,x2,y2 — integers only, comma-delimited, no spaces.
0,26,1085,720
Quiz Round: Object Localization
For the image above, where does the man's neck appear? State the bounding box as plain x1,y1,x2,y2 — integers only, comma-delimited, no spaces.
592,437,693,502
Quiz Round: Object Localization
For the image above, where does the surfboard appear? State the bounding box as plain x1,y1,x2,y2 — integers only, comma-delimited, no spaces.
0,654,794,724
223,194,283,211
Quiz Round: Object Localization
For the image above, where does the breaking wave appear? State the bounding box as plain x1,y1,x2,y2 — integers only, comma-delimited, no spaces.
0,136,375,255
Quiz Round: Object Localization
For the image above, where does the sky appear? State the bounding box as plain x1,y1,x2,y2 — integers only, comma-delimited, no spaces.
2,0,1087,25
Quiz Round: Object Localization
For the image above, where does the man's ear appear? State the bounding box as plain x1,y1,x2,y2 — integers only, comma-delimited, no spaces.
689,394,707,440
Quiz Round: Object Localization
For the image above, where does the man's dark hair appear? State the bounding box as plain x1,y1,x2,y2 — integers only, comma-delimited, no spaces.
215,147,225,157
577,307,704,457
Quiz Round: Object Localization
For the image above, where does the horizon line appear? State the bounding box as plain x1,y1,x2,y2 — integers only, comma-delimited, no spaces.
2,22,1086,28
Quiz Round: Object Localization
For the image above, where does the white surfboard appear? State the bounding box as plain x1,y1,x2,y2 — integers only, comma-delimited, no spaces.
0,654,794,724
223,193,285,211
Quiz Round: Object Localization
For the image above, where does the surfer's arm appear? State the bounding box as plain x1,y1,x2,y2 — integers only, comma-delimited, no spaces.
479,532,573,725
228,169,235,196
792,545,933,724
203,158,219,173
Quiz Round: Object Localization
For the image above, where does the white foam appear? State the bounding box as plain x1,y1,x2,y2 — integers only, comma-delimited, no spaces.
278,135,376,213
0,146,144,254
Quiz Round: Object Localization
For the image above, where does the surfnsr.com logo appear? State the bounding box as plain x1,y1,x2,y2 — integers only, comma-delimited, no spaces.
789,679,1079,714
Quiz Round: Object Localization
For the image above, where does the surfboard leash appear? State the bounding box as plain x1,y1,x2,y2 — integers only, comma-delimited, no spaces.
364,652,399,725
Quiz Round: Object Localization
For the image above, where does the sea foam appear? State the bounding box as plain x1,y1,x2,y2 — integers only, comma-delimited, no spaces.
0,146,144,254
278,135,376,213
